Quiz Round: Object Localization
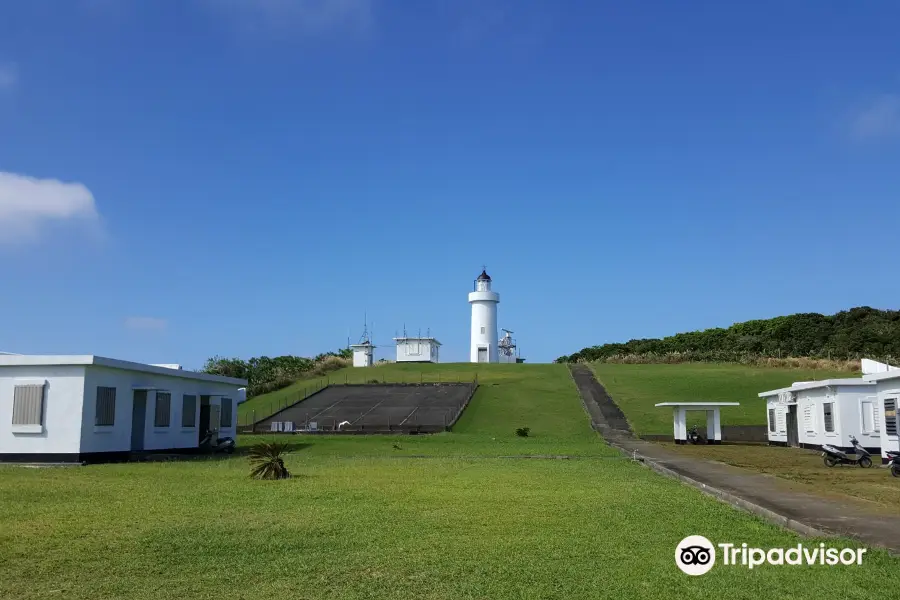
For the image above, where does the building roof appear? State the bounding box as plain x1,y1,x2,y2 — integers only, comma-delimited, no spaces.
758,378,874,398
864,370,900,383
393,337,442,346
0,354,247,386
476,269,491,281
655,402,740,407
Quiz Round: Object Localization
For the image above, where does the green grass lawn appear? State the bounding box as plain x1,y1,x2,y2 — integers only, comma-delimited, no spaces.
666,443,900,510
590,362,853,435
1,363,896,599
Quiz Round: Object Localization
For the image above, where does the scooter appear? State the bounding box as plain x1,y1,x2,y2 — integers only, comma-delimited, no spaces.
887,451,900,477
200,431,236,454
821,435,872,468
687,425,705,445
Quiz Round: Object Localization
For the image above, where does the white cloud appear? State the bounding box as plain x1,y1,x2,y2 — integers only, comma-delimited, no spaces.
850,94,900,140
124,317,169,332
0,62,17,92
0,171,101,245
202,0,374,37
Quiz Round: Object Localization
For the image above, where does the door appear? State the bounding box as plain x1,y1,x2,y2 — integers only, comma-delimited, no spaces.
786,405,799,447
131,390,147,451
198,398,211,445
477,347,488,363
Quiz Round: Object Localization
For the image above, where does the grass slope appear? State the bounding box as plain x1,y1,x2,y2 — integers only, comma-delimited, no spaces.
591,362,852,435
1,363,896,599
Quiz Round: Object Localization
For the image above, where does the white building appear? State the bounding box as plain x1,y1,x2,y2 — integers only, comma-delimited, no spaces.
469,269,499,363
759,379,878,452
1,354,247,463
393,337,441,363
863,370,900,464
350,341,375,367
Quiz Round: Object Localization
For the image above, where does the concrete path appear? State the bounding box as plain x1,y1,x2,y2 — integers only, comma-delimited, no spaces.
569,364,900,554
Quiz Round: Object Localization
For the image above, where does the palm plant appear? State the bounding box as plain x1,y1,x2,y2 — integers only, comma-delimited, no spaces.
248,442,291,480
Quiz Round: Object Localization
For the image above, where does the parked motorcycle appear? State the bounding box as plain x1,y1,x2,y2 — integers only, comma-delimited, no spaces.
200,431,236,454
821,435,872,468
887,450,900,477
687,425,705,445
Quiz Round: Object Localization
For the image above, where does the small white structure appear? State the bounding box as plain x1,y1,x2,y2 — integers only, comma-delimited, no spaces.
863,370,900,463
350,341,375,367
469,269,500,363
0,354,247,463
759,379,878,452
655,402,740,444
393,336,441,363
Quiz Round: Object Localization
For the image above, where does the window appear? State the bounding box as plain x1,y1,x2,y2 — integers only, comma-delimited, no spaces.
220,398,232,428
768,408,776,433
12,384,45,427
823,402,834,433
885,399,898,436
95,387,116,426
480,326,485,334
803,403,815,433
182,395,197,428
154,392,171,428
861,400,878,434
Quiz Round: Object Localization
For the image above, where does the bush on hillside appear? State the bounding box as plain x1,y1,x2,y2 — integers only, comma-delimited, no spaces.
556,307,900,366
203,351,351,398
516,427,530,437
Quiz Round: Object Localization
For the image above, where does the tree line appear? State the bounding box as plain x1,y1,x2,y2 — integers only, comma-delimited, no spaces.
202,349,352,397
556,307,900,364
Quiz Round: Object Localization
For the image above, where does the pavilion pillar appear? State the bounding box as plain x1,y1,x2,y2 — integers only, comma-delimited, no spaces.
706,408,722,444
673,407,687,444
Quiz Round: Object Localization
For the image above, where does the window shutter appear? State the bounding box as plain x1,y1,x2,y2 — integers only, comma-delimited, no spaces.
220,398,232,428
12,384,45,426
95,387,117,426
182,395,197,428
885,399,897,436
154,392,171,427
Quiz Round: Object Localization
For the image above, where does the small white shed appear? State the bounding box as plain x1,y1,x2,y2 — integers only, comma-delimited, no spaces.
393,337,441,363
863,370,900,464
0,354,247,463
350,341,375,367
759,379,878,452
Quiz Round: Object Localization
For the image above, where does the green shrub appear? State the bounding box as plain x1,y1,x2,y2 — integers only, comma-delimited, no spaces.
515,427,530,437
248,442,291,480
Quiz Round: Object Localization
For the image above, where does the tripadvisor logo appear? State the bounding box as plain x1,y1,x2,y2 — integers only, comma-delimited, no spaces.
675,536,867,576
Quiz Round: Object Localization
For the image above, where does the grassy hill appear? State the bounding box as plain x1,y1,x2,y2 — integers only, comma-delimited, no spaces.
591,362,853,435
241,363,600,455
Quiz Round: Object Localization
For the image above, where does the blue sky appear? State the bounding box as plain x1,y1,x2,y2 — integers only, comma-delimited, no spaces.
1,1,899,367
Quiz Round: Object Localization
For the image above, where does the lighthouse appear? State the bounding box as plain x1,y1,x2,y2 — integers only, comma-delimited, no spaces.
469,268,500,363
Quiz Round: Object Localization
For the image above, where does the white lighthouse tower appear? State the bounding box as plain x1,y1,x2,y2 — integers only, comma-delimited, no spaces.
469,268,500,363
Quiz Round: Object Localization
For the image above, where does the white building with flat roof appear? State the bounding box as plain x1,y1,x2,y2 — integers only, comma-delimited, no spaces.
393,337,441,363
863,370,900,463
0,354,247,463
759,379,878,452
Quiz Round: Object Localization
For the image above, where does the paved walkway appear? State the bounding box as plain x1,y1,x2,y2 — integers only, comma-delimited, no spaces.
569,364,900,554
